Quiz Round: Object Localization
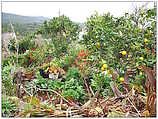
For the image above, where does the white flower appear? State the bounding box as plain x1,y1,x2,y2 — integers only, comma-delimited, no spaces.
102,70,112,78
103,70,108,75
26,50,29,53
49,73,54,79
49,73,59,79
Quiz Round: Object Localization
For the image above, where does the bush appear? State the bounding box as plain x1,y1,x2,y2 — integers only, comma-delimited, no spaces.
18,34,37,54
2,64,16,96
34,67,85,101
2,96,17,117
62,67,85,101
82,8,156,90
34,71,49,89
59,42,86,71
39,15,81,58
21,47,47,68
91,71,113,96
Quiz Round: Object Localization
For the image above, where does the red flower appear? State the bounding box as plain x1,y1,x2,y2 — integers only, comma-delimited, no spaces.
82,59,87,62
31,48,35,51
81,49,84,53
29,52,32,57
78,50,88,58
79,53,83,57
29,59,32,63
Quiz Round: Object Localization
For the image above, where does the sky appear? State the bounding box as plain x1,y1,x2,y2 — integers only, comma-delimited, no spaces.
2,1,155,23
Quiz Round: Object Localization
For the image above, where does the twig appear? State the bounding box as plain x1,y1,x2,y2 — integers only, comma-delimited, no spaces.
66,108,69,117
37,88,81,110
100,97,110,104
37,88,68,103
69,107,72,117
59,98,63,110
127,97,141,117
88,87,101,108
21,86,32,97
89,85,94,96
125,111,130,117
83,78,93,97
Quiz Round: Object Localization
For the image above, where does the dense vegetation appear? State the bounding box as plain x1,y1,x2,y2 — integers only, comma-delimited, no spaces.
2,6,156,117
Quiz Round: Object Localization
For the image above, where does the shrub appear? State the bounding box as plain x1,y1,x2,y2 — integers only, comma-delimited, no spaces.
59,42,86,71
39,15,81,58
18,35,37,54
62,67,85,101
2,64,16,96
34,71,49,89
82,8,156,92
34,67,85,101
2,96,17,117
91,71,113,96
22,47,46,68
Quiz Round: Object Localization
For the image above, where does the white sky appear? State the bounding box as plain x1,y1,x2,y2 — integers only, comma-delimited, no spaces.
2,1,155,22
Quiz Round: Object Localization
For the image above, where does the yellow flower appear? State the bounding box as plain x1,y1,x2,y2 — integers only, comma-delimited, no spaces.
102,64,108,69
144,38,148,43
121,51,127,56
120,77,124,82
139,72,143,75
96,42,100,48
101,67,105,71
139,57,144,61
107,69,112,75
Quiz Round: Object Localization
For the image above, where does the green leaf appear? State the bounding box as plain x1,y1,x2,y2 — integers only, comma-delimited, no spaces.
24,103,33,112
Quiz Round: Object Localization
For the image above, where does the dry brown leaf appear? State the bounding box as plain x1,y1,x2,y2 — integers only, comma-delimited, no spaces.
110,82,123,97
141,110,150,117
88,108,98,116
56,104,68,110
24,71,35,80
107,110,126,117
82,100,91,109
54,110,65,117
95,106,103,114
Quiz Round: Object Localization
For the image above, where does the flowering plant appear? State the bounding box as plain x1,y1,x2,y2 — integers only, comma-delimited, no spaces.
23,48,36,66
75,49,88,70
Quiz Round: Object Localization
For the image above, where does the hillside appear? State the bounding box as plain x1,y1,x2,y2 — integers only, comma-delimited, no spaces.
2,12,50,35
2,12,49,24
